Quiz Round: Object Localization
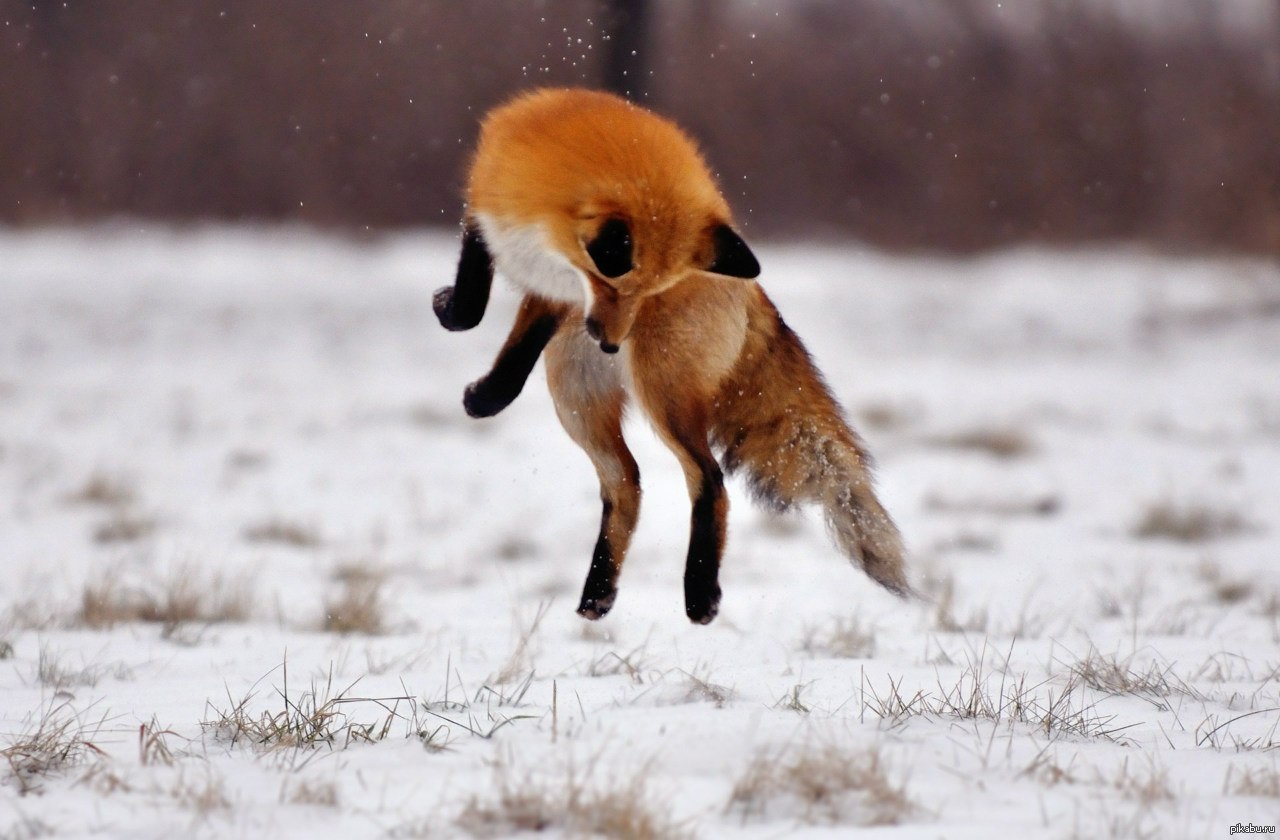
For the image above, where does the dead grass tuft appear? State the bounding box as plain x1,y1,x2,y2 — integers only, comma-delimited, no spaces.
675,669,735,708
242,518,323,548
203,666,411,754
68,472,136,507
931,577,989,634
1107,757,1175,804
857,402,918,432
2,701,108,795
93,510,157,543
774,683,813,715
862,649,1135,744
490,601,550,686
284,778,340,807
800,615,876,659
169,769,232,815
456,757,693,840
924,492,1060,518
923,427,1034,459
1133,501,1255,543
1196,559,1252,604
138,718,181,767
585,644,650,684
1225,762,1280,798
1068,648,1199,701
323,568,386,635
36,645,132,693
80,570,251,634
727,743,914,826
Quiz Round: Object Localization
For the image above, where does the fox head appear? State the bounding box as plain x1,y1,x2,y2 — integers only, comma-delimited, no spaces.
571,211,760,353
467,88,761,353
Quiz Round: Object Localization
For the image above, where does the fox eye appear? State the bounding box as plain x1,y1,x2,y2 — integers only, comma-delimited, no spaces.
585,218,633,278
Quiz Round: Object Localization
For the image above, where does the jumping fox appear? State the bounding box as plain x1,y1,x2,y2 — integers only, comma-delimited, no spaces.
434,88,908,624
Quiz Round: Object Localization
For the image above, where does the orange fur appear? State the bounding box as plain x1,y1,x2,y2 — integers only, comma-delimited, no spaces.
443,88,908,623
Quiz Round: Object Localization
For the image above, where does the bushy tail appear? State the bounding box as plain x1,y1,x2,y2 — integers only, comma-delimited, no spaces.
723,422,910,597
817,442,911,596
713,296,910,597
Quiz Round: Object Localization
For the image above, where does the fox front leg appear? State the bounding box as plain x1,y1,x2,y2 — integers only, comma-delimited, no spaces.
463,296,566,418
433,222,494,332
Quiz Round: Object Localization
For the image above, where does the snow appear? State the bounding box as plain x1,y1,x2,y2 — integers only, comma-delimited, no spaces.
1,226,1278,837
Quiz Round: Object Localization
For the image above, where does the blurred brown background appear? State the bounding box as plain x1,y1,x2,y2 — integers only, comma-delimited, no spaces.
2,0,1278,253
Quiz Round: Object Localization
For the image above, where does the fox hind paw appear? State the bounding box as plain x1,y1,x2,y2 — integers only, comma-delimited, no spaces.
684,582,721,625
576,589,617,620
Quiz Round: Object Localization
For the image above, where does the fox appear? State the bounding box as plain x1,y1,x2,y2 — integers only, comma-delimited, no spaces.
434,88,909,624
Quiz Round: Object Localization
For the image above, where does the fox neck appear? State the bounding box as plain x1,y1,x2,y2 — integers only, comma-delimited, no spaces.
474,213,587,305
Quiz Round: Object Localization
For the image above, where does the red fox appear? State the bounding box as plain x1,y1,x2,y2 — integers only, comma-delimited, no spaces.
435,88,909,623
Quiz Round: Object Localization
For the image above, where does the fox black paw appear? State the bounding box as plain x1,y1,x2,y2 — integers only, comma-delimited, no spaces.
463,380,511,418
433,286,476,332
576,589,617,621
684,582,721,625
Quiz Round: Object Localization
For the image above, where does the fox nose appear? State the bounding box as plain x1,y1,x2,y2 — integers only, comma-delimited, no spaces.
584,317,620,353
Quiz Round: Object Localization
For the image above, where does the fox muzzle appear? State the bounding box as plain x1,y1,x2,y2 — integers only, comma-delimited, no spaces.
584,316,620,353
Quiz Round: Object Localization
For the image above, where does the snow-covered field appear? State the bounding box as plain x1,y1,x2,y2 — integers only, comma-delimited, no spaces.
1,227,1277,838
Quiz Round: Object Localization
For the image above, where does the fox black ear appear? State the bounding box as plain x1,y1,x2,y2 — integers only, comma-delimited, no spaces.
706,224,760,279
586,218,633,278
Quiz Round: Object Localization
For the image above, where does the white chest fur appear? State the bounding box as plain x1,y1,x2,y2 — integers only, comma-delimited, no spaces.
474,213,586,305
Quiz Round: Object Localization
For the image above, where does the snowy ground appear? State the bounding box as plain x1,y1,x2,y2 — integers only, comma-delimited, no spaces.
0,227,1277,838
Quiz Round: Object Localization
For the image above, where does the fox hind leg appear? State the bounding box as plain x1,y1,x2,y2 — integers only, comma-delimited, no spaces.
652,407,727,625
544,331,640,620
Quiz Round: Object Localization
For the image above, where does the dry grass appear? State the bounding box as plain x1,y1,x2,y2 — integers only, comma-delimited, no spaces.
1020,748,1079,787
856,402,919,432
67,472,136,507
774,683,813,715
92,510,158,543
1225,762,1280,798
323,567,386,635
490,601,550,686
169,769,232,815
1107,757,1175,805
36,645,132,693
138,717,180,767
727,743,914,826
80,569,251,633
0,598,60,633
800,615,877,659
584,644,650,684
922,427,1035,459
1,701,108,795
283,778,340,807
242,518,323,548
1196,559,1252,604
861,652,1135,744
673,669,734,708
456,757,693,840
1067,648,1200,702
924,492,1060,518
1133,501,1255,543
931,577,990,634
202,664,412,754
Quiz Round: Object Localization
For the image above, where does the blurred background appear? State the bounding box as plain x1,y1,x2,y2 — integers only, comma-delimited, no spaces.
2,0,1278,254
